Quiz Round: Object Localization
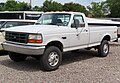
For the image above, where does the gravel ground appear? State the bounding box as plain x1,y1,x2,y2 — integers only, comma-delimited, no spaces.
0,42,120,83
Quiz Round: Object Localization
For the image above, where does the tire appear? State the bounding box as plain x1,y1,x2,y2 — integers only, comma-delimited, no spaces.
98,40,109,57
9,52,27,62
40,46,62,71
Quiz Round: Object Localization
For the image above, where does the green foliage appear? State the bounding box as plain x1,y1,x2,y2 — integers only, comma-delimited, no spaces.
87,2,109,18
0,3,5,11
63,2,88,15
106,0,120,18
42,0,63,12
0,0,88,16
42,1,88,15
17,2,31,11
3,0,18,11
33,6,42,11
2,0,31,11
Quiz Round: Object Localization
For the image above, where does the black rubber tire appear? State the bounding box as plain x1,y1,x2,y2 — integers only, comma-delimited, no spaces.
98,40,109,57
9,52,27,62
40,46,62,71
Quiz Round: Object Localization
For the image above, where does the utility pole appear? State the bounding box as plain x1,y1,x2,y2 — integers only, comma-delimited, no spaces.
30,0,32,10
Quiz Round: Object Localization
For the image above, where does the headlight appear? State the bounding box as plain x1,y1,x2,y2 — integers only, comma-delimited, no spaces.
28,34,43,43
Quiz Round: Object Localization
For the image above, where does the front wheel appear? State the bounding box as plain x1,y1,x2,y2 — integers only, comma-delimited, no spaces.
98,40,109,57
40,46,62,71
9,52,27,62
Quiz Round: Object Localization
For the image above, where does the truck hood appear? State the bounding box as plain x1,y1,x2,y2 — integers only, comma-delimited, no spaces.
4,25,62,33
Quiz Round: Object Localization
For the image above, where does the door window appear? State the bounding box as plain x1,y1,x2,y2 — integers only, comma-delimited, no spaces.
72,15,85,28
74,15,84,23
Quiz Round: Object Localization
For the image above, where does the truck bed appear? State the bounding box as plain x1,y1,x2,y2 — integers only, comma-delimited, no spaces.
87,17,120,38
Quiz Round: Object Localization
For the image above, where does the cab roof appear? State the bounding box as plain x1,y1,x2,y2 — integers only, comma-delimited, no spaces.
44,12,85,15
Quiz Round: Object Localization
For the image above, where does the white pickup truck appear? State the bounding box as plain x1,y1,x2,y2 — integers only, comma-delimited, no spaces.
2,12,118,71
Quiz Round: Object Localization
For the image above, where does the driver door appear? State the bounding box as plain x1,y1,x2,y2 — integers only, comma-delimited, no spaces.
69,15,89,48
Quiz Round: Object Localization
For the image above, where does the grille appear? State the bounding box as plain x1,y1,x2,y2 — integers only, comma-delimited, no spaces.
5,31,28,43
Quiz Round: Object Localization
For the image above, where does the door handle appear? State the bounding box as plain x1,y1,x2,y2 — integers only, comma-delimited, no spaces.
84,29,88,32
62,37,67,39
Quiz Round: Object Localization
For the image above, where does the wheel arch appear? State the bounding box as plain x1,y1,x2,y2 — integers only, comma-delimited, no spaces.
101,34,111,42
45,41,63,52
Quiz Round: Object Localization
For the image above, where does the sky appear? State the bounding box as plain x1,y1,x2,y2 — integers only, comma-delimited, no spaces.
0,0,106,7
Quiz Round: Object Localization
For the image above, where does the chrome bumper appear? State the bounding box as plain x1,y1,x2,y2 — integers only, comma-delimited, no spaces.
2,42,45,55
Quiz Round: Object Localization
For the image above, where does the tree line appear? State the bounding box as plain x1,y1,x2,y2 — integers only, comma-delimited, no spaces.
0,0,119,18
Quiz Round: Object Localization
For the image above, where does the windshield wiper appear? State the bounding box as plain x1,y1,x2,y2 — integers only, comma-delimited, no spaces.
35,23,62,26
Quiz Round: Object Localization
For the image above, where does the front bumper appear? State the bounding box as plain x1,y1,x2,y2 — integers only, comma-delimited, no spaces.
2,42,45,55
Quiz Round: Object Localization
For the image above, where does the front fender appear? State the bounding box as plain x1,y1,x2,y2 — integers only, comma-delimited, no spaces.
44,37,65,47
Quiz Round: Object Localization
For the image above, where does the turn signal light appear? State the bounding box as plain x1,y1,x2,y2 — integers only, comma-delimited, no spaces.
28,39,42,43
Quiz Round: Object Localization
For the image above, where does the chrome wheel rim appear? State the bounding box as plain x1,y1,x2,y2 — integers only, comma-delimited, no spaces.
48,52,59,67
103,44,109,54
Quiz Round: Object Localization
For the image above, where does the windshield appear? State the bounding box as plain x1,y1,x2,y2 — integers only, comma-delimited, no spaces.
36,13,71,26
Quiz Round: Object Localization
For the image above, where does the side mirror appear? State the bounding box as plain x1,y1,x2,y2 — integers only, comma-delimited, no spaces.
71,19,80,29
80,23,85,27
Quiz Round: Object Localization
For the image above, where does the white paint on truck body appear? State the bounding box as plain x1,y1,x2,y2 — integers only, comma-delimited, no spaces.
2,12,118,55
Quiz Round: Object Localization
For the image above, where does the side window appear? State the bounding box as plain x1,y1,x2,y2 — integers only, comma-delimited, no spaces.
3,22,18,28
74,15,84,23
71,15,85,28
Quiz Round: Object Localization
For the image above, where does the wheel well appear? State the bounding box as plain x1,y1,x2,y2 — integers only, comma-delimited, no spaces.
102,35,111,41
45,41,63,52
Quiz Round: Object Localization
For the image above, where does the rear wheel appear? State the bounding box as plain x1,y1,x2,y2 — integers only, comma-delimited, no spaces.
98,40,109,57
9,52,27,62
40,46,62,71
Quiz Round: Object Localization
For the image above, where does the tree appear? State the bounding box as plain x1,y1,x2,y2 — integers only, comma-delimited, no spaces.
33,6,42,11
106,0,120,18
0,3,5,11
42,0,63,12
17,2,31,11
63,2,88,15
3,0,18,11
2,0,31,11
87,2,109,18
